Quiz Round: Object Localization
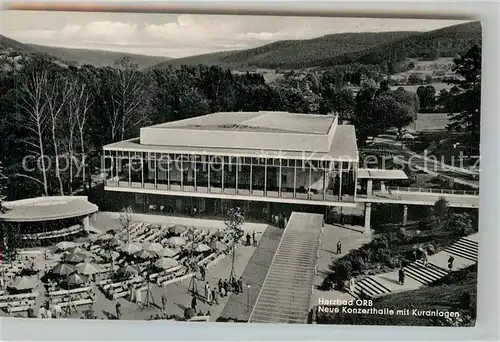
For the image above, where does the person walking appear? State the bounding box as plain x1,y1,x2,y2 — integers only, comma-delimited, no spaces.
246,233,251,246
422,250,428,267
53,303,62,318
398,267,405,285
237,278,243,293
191,296,197,312
217,278,223,293
204,282,210,303
38,306,47,319
448,256,455,272
349,277,356,294
212,288,219,305
336,241,342,254
161,293,168,314
206,284,212,305
135,288,143,307
199,265,206,281
115,302,122,320
252,230,257,246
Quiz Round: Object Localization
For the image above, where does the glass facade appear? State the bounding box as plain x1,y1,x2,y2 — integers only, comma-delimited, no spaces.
104,150,358,204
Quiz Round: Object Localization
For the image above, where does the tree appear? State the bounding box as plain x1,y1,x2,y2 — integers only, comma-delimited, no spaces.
103,57,153,143
224,207,245,280
0,223,20,263
445,213,475,236
0,162,8,213
17,58,51,195
388,87,420,136
408,73,423,85
68,78,93,193
372,91,418,139
417,85,437,111
47,72,73,195
351,85,380,146
433,197,449,226
320,88,355,120
119,205,133,243
446,45,481,154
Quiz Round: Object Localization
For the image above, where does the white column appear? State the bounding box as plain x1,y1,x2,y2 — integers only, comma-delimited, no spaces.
140,153,144,188
364,202,372,233
323,169,327,201
154,155,157,190
221,157,225,192
128,151,131,186
249,158,253,195
194,155,197,192
353,163,358,200
367,179,373,196
403,205,408,225
235,157,239,194
339,161,343,201
208,157,211,192
278,159,282,197
167,155,170,189
293,161,297,199
308,164,312,200
109,152,114,184
180,155,184,190
83,216,90,233
264,158,267,196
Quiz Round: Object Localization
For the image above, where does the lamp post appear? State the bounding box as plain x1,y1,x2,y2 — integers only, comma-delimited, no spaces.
246,284,251,312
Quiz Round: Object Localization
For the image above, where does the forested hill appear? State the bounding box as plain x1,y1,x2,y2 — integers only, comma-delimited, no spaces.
153,31,417,70
152,21,481,71
27,44,171,69
329,21,482,72
0,35,171,69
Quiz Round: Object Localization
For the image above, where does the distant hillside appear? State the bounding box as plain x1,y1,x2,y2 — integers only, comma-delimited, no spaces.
153,21,481,72
0,34,38,54
330,21,481,72
28,44,171,70
153,31,417,70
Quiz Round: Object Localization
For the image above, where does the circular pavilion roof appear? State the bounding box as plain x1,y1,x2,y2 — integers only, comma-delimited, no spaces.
0,196,98,222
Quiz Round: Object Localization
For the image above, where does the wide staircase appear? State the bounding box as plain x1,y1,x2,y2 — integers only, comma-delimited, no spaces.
352,234,479,299
444,236,478,262
248,212,323,324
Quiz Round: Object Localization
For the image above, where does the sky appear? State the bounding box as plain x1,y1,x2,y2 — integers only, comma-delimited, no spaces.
0,11,471,58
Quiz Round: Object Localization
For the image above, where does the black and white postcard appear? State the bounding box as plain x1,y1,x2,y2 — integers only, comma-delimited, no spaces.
0,11,480,327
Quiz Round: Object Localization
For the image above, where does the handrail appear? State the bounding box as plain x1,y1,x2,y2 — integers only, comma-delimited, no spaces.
386,186,478,196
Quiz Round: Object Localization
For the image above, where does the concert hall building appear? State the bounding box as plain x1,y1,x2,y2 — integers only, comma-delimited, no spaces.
102,111,403,227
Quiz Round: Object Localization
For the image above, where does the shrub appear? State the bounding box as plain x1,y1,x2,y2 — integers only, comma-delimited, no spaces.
446,213,476,236
319,277,334,291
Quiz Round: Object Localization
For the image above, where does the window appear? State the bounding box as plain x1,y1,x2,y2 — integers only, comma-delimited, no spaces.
281,174,287,184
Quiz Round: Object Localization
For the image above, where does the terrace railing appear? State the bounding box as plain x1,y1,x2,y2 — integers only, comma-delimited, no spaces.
386,186,479,196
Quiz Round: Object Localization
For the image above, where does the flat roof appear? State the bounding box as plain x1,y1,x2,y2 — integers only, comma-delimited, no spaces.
105,125,359,162
0,196,98,222
153,112,336,135
357,169,409,180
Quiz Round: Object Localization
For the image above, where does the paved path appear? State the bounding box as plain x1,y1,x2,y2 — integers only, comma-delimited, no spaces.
248,212,323,324
219,226,283,321
351,233,478,299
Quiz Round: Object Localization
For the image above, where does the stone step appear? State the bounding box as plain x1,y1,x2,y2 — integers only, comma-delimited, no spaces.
404,262,448,285
444,239,478,261
352,276,391,298
451,238,479,253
